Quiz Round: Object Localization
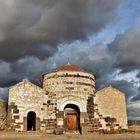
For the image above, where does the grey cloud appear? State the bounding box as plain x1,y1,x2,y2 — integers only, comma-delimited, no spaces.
113,18,140,65
0,54,64,88
127,101,140,120
0,87,8,100
130,80,140,102
0,40,57,61
0,0,123,61
119,66,140,74
0,57,48,87
131,93,140,102
136,70,140,78
49,43,118,75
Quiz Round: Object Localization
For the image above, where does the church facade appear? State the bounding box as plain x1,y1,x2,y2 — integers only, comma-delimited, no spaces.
7,64,128,133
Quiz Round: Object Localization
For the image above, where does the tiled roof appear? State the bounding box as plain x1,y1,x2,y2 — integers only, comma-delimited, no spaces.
51,63,86,72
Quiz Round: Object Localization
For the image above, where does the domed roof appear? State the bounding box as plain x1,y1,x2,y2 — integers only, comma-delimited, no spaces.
51,63,86,72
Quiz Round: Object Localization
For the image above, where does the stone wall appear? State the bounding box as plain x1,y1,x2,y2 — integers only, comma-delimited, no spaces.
43,71,95,95
8,80,48,131
7,66,128,133
42,71,95,132
0,99,7,130
95,86,128,130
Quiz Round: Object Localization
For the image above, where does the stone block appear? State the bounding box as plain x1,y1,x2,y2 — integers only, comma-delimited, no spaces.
54,128,63,135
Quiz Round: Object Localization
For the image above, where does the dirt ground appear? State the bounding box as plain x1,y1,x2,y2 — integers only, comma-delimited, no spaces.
0,132,140,140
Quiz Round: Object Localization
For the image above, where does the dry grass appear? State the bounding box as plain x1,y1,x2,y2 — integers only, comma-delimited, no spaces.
128,125,140,132
0,132,140,140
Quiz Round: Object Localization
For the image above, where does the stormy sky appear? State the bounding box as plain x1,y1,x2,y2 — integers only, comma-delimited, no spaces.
0,0,140,120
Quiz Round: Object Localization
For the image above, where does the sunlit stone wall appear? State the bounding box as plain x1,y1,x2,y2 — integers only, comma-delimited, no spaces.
95,86,128,130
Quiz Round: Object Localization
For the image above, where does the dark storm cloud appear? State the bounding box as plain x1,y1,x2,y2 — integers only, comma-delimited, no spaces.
52,43,118,73
0,88,8,100
0,0,123,61
119,66,140,74
112,18,140,65
0,57,51,87
128,103,140,120
0,40,57,61
136,72,140,78
131,92,140,102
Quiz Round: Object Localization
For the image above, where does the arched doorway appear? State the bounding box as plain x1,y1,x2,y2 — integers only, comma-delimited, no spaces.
27,111,36,131
64,104,80,132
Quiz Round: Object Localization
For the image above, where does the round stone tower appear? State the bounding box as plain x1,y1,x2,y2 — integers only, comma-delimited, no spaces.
42,63,96,133
42,63,95,96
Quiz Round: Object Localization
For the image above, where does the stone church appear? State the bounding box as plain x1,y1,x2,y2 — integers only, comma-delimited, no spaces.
1,63,128,133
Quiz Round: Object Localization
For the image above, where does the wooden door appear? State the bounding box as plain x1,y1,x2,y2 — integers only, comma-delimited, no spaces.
66,114,77,130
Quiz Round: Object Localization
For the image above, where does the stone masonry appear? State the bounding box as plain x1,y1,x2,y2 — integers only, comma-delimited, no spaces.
42,69,96,132
94,86,128,131
0,99,7,130
4,63,128,133
8,80,47,131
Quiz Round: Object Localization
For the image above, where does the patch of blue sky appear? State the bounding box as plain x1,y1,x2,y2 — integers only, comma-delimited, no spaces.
59,0,140,50
88,0,140,46
117,0,140,29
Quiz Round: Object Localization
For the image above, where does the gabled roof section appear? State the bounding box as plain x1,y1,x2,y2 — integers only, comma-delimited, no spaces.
96,85,125,95
9,80,44,91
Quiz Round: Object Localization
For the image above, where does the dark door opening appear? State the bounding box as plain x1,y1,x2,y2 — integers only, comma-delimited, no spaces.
27,111,36,131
